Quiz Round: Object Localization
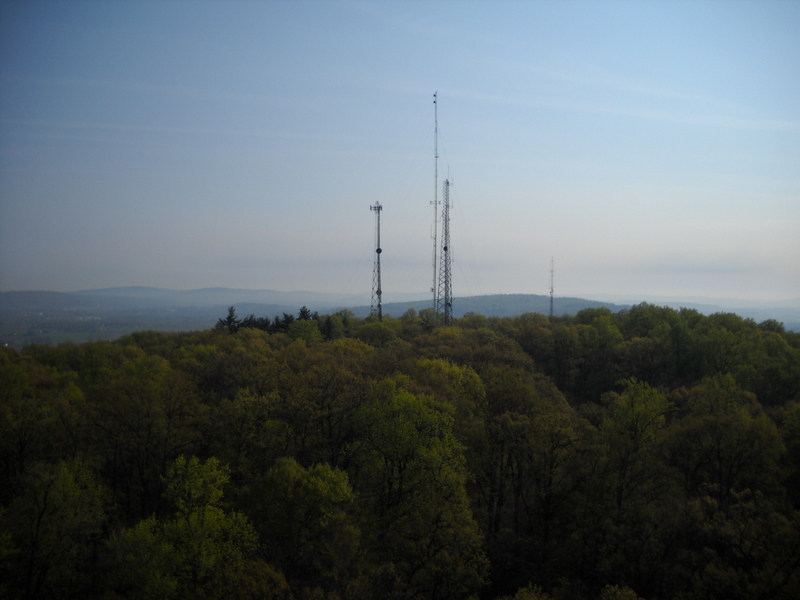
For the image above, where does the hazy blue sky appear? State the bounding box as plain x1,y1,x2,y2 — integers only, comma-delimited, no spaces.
2,0,798,303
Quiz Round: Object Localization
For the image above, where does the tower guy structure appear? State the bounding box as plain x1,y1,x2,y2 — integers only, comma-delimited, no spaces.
371,202,383,321
436,178,453,324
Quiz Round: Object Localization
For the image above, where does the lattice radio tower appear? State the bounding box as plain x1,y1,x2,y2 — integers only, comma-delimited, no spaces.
436,178,453,324
370,202,383,321
431,92,439,312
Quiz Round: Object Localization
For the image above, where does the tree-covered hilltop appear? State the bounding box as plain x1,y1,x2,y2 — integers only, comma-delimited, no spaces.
2,303,799,600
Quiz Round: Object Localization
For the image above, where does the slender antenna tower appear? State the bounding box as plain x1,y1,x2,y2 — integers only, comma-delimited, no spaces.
549,256,554,318
436,178,453,324
431,91,439,311
370,202,383,321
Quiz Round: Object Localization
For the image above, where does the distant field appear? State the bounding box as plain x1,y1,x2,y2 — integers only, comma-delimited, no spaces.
0,308,216,347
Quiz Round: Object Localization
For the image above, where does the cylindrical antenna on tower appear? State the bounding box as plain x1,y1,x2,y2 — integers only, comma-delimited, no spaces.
371,202,383,321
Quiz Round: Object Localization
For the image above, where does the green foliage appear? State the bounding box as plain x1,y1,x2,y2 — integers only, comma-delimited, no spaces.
108,456,258,600
598,379,673,513
164,455,228,516
108,516,178,600
666,375,785,497
287,318,323,345
208,390,286,479
354,319,399,347
217,305,240,333
352,379,489,599
2,302,799,599
85,350,201,520
677,489,800,600
780,401,800,507
601,378,671,453
597,585,643,600
246,457,358,595
511,583,553,599
1,460,108,600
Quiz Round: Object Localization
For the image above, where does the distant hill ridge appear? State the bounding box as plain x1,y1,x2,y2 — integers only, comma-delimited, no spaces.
1,287,798,330
1,288,370,311
366,294,625,318
0,288,622,316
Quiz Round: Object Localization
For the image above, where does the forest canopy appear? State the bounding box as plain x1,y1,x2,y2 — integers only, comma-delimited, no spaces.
1,303,799,600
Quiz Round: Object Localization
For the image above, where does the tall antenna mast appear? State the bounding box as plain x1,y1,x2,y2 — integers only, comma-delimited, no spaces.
436,178,453,324
549,256,554,318
371,202,383,321
431,91,439,312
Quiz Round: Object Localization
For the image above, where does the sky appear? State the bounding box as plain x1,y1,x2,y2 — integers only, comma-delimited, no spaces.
1,0,799,305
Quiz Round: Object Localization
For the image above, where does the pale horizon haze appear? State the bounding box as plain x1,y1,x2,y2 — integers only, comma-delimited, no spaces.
2,1,799,306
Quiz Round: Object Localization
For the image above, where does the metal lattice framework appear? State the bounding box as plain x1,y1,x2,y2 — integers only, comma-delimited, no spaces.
370,202,383,321
436,179,452,325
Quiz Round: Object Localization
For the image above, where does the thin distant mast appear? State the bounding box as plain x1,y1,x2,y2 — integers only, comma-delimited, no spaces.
549,256,554,318
431,92,439,312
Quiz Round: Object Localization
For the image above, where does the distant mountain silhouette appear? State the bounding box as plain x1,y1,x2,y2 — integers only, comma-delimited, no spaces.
2,288,631,317
1,288,370,312
1,288,798,348
348,293,627,318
